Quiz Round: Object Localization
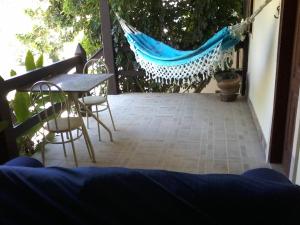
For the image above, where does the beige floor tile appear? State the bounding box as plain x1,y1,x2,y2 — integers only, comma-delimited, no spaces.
35,93,270,174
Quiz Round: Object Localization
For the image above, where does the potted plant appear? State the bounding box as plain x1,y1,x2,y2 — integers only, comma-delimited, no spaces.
214,54,241,102
214,69,240,101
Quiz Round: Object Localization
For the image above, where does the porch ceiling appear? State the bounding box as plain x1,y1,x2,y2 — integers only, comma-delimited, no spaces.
33,93,269,174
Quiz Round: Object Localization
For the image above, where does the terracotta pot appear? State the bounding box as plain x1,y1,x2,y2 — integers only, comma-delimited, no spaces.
217,76,240,102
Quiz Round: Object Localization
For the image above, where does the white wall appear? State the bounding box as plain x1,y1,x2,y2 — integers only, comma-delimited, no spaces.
247,0,280,156
290,88,300,183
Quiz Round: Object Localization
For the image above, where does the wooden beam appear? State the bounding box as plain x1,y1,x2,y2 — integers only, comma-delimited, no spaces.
241,38,249,96
75,43,87,73
269,0,298,163
100,0,118,94
4,56,81,94
90,48,104,60
241,0,252,96
0,77,18,163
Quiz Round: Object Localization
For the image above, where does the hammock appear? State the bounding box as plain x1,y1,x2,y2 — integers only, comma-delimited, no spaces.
117,0,273,84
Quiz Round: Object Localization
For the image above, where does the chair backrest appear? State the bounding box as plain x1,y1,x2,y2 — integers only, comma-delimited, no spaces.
29,81,71,132
83,58,108,74
83,58,109,97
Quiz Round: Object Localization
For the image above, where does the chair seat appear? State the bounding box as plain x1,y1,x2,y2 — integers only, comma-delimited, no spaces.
80,96,107,105
46,117,82,132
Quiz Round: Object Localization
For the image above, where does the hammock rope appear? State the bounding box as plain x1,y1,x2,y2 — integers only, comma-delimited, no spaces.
116,0,273,84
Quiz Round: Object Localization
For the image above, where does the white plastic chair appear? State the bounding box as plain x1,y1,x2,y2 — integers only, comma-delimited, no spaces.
30,81,94,167
79,58,116,141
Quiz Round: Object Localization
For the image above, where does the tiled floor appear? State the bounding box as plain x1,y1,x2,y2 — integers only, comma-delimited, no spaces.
33,93,270,174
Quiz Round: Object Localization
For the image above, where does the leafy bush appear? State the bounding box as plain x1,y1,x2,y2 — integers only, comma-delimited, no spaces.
9,51,44,155
10,51,43,123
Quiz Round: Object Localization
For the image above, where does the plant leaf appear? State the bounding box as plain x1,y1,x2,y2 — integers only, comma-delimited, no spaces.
25,50,36,71
35,54,44,68
10,69,17,77
13,92,31,123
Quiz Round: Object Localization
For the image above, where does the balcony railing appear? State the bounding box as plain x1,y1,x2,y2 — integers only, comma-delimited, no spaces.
0,44,89,162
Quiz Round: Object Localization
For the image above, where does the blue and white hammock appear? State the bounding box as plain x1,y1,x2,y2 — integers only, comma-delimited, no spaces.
117,0,272,84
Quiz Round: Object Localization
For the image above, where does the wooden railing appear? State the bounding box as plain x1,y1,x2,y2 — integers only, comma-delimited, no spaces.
90,47,104,60
0,44,87,163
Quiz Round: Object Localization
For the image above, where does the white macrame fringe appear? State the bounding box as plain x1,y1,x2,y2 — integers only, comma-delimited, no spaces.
130,42,236,85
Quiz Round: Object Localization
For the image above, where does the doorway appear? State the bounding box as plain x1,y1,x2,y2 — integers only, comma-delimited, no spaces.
269,0,300,175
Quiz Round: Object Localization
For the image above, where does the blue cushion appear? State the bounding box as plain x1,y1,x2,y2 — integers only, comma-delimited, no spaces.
3,156,44,168
0,159,299,225
242,168,291,184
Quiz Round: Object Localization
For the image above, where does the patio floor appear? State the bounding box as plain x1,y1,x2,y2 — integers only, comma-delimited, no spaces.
33,93,270,174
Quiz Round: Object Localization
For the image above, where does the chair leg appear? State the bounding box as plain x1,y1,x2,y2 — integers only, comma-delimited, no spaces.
69,131,78,167
61,133,67,157
81,126,96,162
81,128,93,160
95,105,101,141
107,101,116,131
86,110,89,129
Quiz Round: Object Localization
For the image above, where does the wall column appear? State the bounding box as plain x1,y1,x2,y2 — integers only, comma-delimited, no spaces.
100,0,118,94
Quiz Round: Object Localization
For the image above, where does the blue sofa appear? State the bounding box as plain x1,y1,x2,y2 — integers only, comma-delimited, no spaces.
1,156,300,225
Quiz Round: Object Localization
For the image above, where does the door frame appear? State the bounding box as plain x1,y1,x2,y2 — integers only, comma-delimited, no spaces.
269,0,299,173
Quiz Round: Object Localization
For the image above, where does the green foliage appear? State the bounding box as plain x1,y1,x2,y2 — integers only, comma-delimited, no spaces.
13,92,31,123
17,1,101,61
17,7,68,61
8,51,45,155
25,50,36,71
10,69,31,123
36,55,44,69
10,69,17,76
111,0,242,50
20,0,243,92
11,51,43,123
